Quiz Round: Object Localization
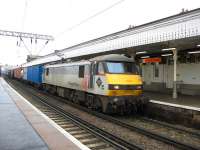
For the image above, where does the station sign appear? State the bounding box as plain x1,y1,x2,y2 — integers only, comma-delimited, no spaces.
143,57,161,63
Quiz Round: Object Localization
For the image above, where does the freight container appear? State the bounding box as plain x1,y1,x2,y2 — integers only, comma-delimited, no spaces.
27,65,43,84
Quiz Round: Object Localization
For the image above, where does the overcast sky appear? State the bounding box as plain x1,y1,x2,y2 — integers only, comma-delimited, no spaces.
0,0,200,65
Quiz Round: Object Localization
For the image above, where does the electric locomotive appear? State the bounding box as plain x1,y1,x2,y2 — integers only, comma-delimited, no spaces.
43,54,149,114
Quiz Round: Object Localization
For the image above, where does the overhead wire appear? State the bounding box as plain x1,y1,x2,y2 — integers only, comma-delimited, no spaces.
55,0,126,38
20,37,32,55
19,0,32,56
37,0,126,55
37,40,49,55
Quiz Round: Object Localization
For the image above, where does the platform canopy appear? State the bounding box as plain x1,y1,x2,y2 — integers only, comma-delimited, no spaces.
23,8,200,67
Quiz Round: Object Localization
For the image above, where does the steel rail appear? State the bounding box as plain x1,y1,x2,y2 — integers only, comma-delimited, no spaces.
7,78,200,150
140,117,200,138
8,79,143,150
41,91,200,150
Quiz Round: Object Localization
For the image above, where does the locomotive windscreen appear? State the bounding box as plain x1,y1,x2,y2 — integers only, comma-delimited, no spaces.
105,62,139,74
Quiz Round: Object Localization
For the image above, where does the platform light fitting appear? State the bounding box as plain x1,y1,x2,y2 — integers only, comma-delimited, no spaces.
197,44,200,47
141,56,150,59
161,54,172,57
136,51,147,54
188,51,200,54
161,48,176,51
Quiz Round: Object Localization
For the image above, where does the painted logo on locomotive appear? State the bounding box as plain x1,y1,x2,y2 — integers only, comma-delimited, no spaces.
96,77,102,87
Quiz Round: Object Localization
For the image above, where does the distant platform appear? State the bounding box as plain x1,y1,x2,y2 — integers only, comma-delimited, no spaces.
0,77,89,150
145,91,200,111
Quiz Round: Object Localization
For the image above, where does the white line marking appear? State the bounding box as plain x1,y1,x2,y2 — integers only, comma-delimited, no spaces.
4,79,91,150
150,100,200,112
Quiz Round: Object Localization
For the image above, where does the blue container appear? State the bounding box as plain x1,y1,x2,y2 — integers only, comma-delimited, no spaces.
27,65,43,84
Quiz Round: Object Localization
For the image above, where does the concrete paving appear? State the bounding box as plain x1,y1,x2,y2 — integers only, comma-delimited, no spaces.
145,91,200,108
0,80,49,150
0,78,86,150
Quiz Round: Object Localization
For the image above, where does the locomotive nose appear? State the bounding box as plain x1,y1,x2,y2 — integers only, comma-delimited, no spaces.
106,74,142,85
106,74,143,96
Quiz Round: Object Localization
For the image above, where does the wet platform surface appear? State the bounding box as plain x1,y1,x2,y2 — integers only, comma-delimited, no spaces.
0,78,87,150
145,91,200,108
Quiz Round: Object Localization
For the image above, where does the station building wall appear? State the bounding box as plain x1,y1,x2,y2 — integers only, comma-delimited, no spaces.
141,62,200,96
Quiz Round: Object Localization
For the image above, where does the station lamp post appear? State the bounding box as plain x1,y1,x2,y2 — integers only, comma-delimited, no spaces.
162,48,177,99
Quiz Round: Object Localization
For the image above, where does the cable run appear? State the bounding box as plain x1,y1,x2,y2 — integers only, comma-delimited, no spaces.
33,0,125,56
20,37,32,55
55,0,126,38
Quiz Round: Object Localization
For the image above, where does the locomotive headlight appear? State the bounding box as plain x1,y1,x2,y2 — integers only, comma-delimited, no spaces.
136,85,142,89
113,98,118,102
113,85,120,90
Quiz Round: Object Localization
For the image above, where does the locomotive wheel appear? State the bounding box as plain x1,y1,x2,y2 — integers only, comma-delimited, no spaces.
95,98,102,112
105,103,113,114
132,104,138,114
73,95,79,104
119,106,125,115
86,95,93,109
125,104,132,115
69,91,74,101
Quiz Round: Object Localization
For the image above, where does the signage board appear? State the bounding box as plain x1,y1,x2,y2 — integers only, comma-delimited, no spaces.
143,57,161,63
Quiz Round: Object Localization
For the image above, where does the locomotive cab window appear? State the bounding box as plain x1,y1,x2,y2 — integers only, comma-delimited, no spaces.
46,68,49,76
105,62,139,74
79,65,84,78
97,62,105,75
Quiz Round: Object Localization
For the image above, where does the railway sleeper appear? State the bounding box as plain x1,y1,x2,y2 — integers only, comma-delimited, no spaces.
87,142,109,149
79,137,99,144
69,130,87,135
74,133,93,139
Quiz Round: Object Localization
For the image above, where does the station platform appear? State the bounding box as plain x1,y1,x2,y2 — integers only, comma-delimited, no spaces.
145,91,200,110
0,77,89,150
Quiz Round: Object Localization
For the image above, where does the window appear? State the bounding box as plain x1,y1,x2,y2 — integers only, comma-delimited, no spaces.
154,63,159,78
107,62,124,73
98,63,105,75
46,68,49,76
106,62,139,74
85,65,90,75
79,65,84,78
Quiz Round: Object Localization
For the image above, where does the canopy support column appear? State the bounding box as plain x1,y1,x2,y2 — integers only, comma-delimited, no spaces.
172,48,177,99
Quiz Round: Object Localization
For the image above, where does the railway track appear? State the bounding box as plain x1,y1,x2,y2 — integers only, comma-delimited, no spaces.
137,117,200,138
7,79,142,150
7,78,200,150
